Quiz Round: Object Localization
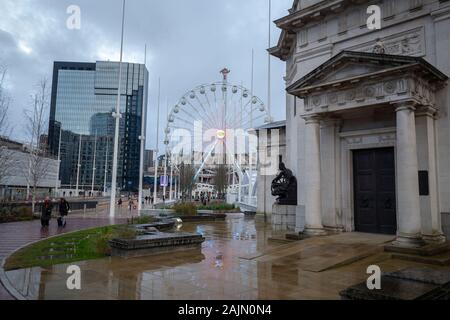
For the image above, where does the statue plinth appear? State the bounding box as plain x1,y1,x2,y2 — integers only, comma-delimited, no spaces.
272,204,296,231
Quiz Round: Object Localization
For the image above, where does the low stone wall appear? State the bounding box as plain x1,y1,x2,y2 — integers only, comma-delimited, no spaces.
0,200,98,214
109,232,205,258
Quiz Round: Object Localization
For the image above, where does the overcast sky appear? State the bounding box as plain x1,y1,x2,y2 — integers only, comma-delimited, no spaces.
0,0,292,149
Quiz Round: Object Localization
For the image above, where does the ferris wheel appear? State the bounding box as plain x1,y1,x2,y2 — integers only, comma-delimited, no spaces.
163,69,272,193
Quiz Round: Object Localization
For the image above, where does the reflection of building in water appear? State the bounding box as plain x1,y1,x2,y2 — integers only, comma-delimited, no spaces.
47,61,148,192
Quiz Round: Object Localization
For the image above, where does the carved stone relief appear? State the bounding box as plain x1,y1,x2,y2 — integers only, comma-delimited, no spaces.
346,27,425,57
302,77,435,114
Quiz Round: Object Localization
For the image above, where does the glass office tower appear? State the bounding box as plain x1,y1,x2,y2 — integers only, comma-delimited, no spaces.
48,61,148,193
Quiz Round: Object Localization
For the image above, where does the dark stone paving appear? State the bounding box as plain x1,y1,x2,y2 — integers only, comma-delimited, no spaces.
0,215,127,299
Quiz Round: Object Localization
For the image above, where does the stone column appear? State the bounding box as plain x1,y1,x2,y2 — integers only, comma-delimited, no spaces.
415,106,446,243
303,115,326,235
394,102,424,247
320,118,343,232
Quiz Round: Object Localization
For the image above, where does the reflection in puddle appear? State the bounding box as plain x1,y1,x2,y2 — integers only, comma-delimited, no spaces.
4,214,413,300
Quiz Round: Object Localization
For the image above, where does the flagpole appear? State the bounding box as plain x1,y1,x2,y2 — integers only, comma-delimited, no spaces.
267,0,272,121
138,44,148,211
109,0,126,217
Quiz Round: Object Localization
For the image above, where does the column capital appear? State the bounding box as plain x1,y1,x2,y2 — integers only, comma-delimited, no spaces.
302,114,321,124
415,105,438,118
392,100,418,112
320,117,342,128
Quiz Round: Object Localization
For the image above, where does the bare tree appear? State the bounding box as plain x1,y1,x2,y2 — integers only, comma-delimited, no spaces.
214,164,229,200
0,64,15,198
23,78,51,212
179,162,195,202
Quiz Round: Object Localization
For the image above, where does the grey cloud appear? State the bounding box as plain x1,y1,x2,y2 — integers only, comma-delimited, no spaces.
1,0,292,147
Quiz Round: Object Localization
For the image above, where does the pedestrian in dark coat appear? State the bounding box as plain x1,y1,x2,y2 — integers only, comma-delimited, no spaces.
41,197,53,228
58,198,70,228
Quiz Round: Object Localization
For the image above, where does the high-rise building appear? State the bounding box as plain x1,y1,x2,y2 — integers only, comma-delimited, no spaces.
48,61,148,193
143,149,154,171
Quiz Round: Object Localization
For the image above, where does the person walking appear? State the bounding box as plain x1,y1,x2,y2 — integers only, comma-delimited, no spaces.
128,198,133,211
58,197,70,228
40,197,53,228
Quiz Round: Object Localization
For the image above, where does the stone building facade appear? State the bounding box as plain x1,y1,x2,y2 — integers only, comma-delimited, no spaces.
269,0,450,246
255,121,287,222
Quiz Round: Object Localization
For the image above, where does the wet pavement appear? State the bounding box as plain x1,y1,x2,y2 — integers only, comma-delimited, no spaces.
3,213,449,300
0,208,135,299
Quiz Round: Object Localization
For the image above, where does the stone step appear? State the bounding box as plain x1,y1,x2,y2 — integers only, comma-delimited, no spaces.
385,243,450,256
391,251,450,266
267,236,296,244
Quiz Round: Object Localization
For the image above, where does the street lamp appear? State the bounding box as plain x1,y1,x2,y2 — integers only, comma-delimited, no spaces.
109,0,126,218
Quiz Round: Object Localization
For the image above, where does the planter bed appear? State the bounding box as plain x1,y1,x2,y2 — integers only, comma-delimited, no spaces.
109,232,205,258
173,213,227,222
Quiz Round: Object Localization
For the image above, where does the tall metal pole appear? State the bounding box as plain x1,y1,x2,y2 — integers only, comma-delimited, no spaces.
91,132,97,195
162,100,168,201
103,138,109,195
267,0,272,121
153,78,161,205
75,133,82,196
248,49,254,203
163,152,167,200
138,44,148,211
109,0,126,218
55,128,62,196
169,160,173,201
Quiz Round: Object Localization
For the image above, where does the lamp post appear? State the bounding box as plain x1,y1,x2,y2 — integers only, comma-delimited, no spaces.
91,132,97,195
75,133,82,197
55,128,62,197
163,152,167,201
109,0,126,218
169,157,173,201
248,49,254,204
138,44,148,211
103,138,109,195
153,78,161,206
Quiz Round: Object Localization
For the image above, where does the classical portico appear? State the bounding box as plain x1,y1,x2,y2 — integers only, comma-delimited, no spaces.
288,51,448,247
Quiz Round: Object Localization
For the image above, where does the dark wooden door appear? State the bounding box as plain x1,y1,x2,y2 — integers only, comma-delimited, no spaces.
353,148,397,235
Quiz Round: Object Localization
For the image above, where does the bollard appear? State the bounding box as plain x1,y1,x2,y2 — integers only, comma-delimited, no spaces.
83,204,86,214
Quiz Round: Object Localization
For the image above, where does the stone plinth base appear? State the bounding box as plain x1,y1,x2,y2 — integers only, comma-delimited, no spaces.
109,232,205,259
272,204,296,231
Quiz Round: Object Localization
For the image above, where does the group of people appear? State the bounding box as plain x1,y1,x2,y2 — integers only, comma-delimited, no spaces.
144,196,154,205
40,197,71,228
117,197,138,211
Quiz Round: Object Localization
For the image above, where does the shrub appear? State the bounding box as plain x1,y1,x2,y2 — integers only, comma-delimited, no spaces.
173,202,198,216
113,226,138,239
0,206,35,223
198,202,237,212
95,227,113,256
129,216,156,225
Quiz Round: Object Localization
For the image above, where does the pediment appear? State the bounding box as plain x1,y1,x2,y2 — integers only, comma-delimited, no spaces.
310,62,392,85
287,51,448,97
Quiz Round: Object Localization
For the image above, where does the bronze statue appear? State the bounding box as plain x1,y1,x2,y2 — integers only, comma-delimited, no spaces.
271,157,297,206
